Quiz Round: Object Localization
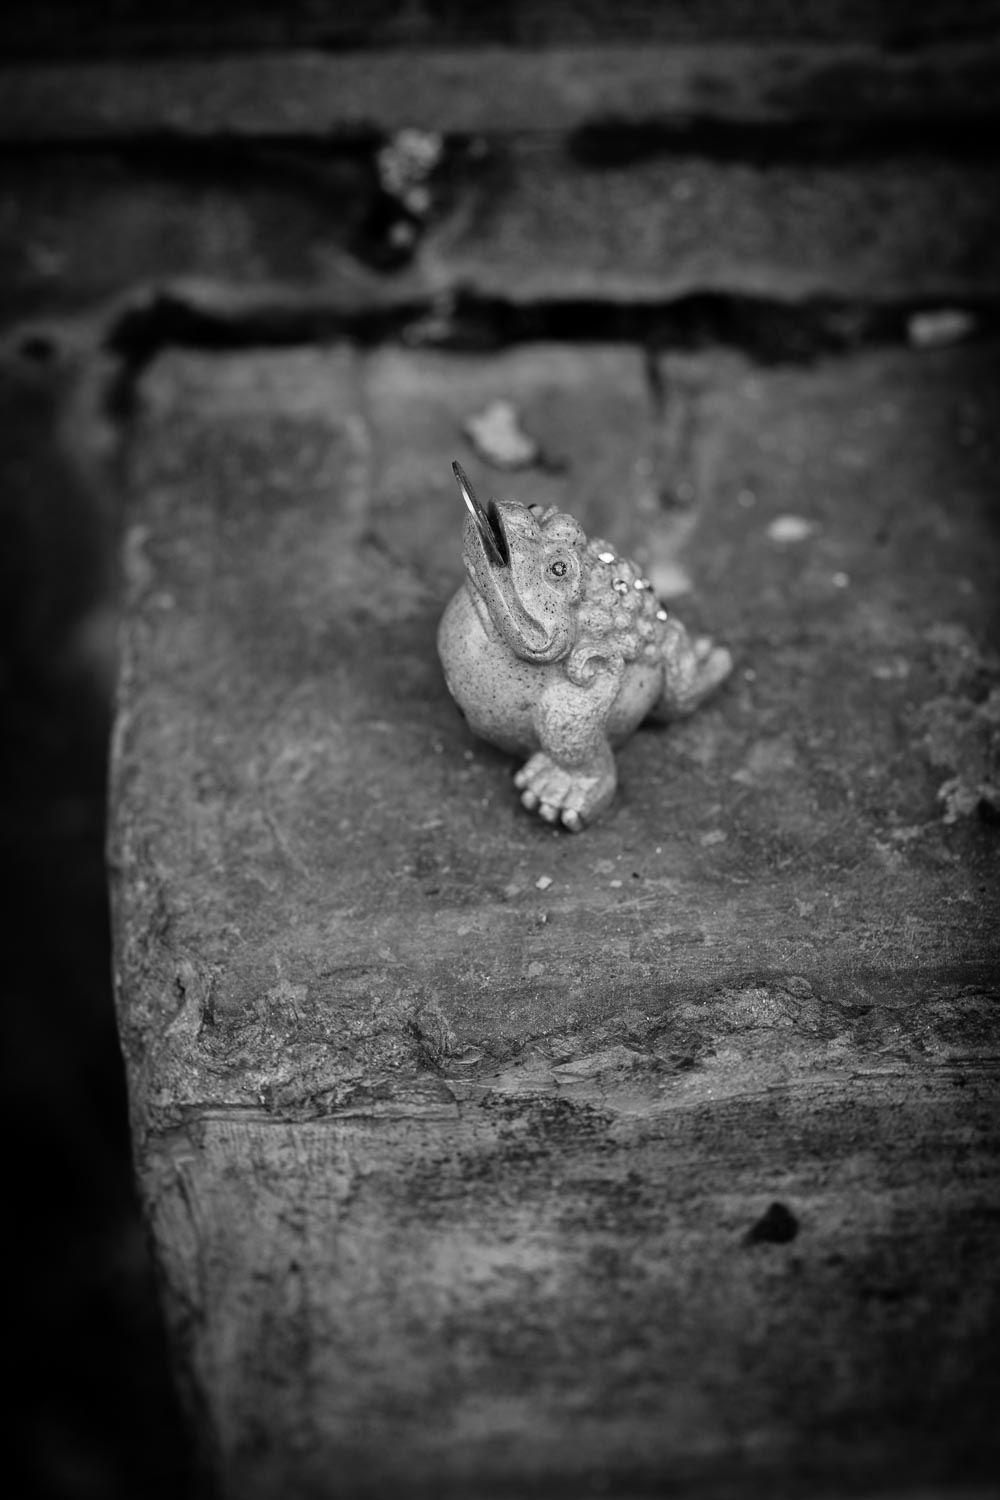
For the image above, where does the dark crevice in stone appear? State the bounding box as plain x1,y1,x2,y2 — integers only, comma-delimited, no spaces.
4,115,998,175
569,113,1000,167
102,289,428,367
102,286,1000,381
642,344,667,411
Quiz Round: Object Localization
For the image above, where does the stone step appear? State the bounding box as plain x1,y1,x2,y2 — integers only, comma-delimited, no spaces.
5,36,998,332
111,337,1000,1494
3,41,998,141
4,143,998,334
4,1,995,58
420,141,1000,303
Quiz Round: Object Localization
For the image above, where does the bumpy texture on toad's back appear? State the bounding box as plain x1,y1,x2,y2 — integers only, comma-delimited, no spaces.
438,465,731,830
565,525,667,684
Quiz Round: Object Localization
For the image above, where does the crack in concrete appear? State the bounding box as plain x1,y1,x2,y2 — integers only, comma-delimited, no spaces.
88,281,999,382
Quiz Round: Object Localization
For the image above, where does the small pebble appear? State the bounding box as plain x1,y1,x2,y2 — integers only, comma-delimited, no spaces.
767,515,815,544
464,399,539,470
535,875,553,890
907,308,975,348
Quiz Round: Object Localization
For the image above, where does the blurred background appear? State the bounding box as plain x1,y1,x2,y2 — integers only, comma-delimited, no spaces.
2,4,998,1497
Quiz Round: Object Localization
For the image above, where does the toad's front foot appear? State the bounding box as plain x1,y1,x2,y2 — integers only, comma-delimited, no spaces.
513,750,616,832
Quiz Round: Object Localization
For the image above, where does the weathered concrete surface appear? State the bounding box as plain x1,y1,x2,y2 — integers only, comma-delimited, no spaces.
111,339,1000,1496
4,35,999,336
422,144,1000,303
3,41,999,141
0,150,374,328
6,147,999,333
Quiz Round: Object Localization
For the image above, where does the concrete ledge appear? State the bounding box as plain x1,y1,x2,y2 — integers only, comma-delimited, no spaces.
4,152,998,336
3,42,1000,142
110,338,999,1493
421,144,1000,304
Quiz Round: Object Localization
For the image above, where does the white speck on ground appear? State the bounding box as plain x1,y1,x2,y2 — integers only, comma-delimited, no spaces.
535,874,553,890
871,657,911,681
767,515,816,543
907,308,976,348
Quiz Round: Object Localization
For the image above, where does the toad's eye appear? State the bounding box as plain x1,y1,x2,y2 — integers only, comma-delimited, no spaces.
549,558,569,578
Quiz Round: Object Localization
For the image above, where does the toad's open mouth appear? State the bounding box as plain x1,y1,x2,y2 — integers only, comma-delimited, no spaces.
452,460,570,663
453,461,509,569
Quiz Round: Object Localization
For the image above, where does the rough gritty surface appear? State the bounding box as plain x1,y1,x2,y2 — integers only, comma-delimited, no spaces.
4,144,999,329
110,340,1000,1496
422,145,1000,304
5,42,1000,141
5,17,997,1497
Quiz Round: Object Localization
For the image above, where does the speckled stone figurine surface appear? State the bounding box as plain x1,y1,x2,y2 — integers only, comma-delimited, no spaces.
438,462,733,830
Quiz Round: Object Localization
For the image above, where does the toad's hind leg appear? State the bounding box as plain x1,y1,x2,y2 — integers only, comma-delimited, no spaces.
651,616,732,721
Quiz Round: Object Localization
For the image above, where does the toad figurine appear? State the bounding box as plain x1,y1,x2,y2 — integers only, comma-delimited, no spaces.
438,462,732,831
